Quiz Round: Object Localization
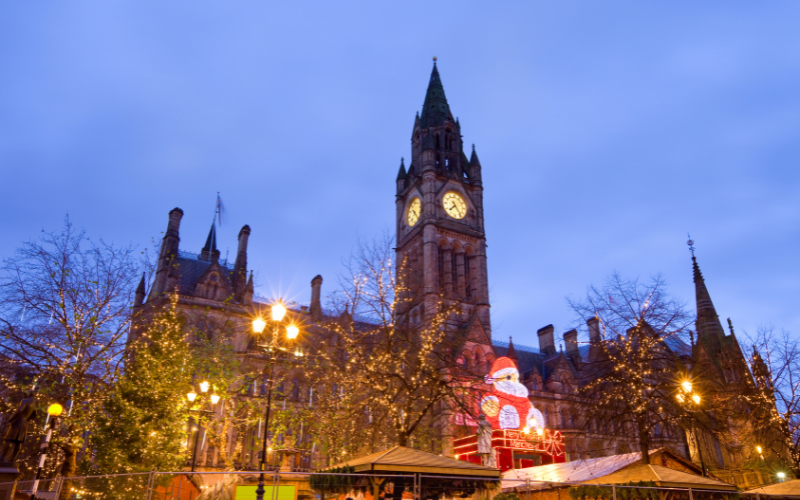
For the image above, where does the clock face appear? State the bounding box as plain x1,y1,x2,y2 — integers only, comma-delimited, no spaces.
443,191,467,219
406,197,421,226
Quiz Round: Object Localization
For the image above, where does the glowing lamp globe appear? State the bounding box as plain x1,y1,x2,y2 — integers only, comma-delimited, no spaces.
272,303,287,322
286,324,299,340
199,381,210,393
756,446,762,454
681,380,692,393
536,427,544,436
692,394,701,404
187,391,198,402
210,394,221,405
47,403,63,417
252,317,267,334
778,472,786,480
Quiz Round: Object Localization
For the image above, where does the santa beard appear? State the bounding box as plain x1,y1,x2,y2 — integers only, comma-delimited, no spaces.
494,380,529,398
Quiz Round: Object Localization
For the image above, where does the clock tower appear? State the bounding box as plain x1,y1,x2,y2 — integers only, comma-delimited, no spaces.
395,61,491,342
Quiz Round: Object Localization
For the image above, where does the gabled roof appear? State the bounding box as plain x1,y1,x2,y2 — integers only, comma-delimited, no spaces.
746,479,800,497
324,446,500,477
173,251,235,295
598,463,736,491
502,449,723,490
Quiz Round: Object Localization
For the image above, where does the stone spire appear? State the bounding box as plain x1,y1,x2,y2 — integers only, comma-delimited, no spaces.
200,222,219,262
419,59,451,128
690,241,725,355
134,272,146,307
396,157,407,180
506,336,519,364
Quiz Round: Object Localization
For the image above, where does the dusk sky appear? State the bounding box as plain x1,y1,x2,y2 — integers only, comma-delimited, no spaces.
2,2,798,349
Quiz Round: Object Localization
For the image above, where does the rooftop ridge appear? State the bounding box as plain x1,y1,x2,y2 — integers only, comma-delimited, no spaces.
492,339,540,354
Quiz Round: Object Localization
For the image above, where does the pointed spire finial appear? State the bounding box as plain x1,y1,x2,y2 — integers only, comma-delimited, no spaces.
687,233,695,256
433,56,437,63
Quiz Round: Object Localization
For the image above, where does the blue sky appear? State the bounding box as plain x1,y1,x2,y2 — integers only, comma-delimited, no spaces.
1,1,798,349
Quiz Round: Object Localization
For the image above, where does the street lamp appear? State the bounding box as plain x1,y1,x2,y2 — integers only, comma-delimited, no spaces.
30,404,64,498
186,381,220,472
677,379,707,477
251,302,302,500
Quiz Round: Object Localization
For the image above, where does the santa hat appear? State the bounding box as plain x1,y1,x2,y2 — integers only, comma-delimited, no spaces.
487,356,518,381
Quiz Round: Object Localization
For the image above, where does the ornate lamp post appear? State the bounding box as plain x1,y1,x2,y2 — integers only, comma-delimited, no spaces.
29,403,62,499
251,302,301,500
677,380,707,477
186,381,221,472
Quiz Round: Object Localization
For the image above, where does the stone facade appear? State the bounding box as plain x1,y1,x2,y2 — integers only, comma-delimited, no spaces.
132,62,768,478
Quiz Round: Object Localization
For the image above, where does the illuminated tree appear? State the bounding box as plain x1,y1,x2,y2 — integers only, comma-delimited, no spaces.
569,273,693,464
89,294,191,474
306,236,484,461
745,326,800,477
0,217,139,485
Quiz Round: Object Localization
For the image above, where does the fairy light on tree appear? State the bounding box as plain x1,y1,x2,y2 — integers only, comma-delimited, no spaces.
569,273,693,465
305,235,485,461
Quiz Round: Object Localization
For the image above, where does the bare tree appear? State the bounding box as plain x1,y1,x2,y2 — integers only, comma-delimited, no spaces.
745,326,800,476
307,235,484,461
0,217,139,482
569,273,693,464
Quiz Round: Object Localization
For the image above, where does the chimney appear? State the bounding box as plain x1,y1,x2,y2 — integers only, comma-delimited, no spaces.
537,324,556,356
233,225,251,298
587,316,602,363
588,316,601,341
563,329,580,364
310,275,323,321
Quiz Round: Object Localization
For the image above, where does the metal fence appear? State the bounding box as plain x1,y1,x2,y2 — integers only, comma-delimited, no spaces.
0,471,784,500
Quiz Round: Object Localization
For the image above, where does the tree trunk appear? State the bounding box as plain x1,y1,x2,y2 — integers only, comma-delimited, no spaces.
58,441,77,500
397,431,408,447
638,422,651,465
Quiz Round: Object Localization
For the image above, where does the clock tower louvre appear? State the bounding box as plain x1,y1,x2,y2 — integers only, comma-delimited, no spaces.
395,61,491,342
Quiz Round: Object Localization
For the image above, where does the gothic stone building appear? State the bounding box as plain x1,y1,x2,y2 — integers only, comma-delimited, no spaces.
134,62,762,477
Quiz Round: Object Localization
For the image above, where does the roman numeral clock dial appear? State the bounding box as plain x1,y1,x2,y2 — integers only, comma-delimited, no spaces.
443,191,467,219
406,197,421,226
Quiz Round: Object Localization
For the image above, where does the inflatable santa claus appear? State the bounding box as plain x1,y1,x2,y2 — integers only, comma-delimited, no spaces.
481,356,545,431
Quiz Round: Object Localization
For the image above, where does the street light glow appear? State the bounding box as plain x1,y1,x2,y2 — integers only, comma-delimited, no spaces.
199,381,210,393
692,394,701,404
756,445,762,454
286,324,299,340
271,303,287,322
252,317,267,334
47,403,63,417
681,380,692,393
210,394,221,405
187,391,197,402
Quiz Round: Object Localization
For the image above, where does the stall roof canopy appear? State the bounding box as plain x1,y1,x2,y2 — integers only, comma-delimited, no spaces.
746,479,800,498
598,464,736,491
324,446,501,478
502,449,733,491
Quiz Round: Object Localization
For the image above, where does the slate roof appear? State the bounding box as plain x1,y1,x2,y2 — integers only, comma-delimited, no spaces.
419,62,452,128
174,250,235,295
323,446,500,477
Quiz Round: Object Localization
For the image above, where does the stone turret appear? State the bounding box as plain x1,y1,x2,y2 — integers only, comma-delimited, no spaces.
200,223,220,263
134,273,146,307
233,225,251,300
310,275,323,321
149,207,183,300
